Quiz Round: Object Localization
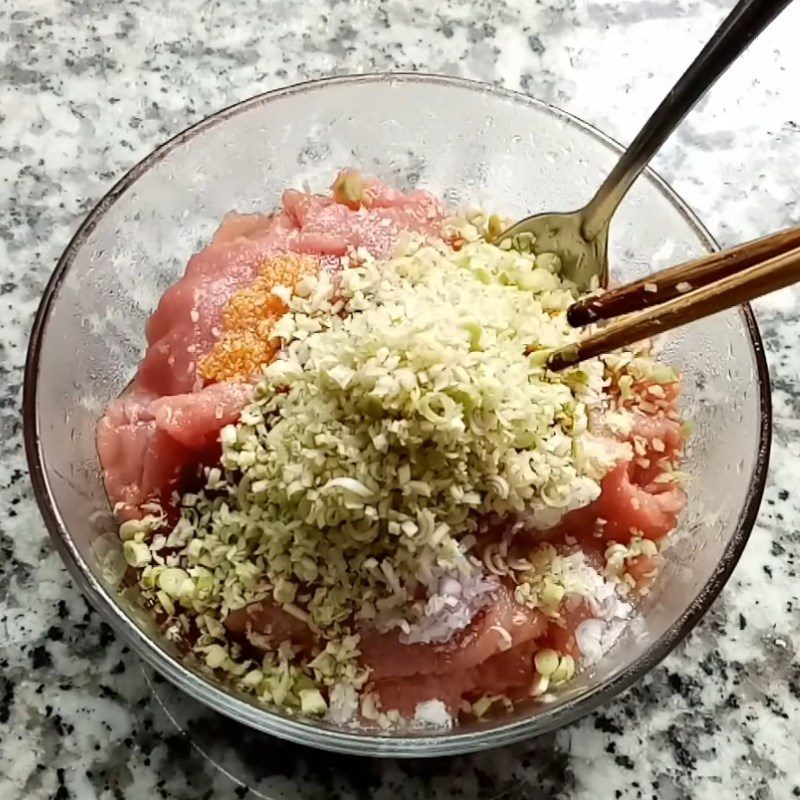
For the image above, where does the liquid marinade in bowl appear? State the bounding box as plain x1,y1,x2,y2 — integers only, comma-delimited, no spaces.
98,171,687,730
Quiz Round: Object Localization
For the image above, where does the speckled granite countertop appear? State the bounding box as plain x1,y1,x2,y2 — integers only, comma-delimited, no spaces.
2,1,800,798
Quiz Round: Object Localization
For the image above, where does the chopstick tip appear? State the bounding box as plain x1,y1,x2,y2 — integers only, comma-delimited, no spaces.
566,301,597,328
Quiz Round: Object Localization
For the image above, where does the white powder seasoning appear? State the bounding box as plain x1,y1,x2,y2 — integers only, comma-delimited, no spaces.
326,683,359,725
575,580,633,664
400,570,499,645
413,700,454,729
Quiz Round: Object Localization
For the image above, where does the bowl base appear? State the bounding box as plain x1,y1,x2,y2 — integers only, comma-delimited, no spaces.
144,664,568,797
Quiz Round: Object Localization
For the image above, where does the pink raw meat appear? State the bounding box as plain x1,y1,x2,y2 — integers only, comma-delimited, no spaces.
374,640,538,717
629,411,684,487
297,173,444,259
225,601,317,653
209,213,274,246
556,460,686,544
151,382,252,448
97,382,250,520
551,377,686,545
99,173,445,518
360,584,546,681
225,583,546,717
140,175,442,397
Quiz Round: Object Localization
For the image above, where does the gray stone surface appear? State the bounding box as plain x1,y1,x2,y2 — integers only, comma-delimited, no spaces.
1,1,799,797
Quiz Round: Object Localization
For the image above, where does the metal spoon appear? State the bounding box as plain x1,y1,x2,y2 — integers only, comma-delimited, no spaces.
501,0,793,291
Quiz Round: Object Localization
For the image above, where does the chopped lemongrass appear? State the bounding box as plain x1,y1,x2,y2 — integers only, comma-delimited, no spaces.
550,655,576,685
471,695,498,718
333,172,364,206
649,365,678,384
123,540,151,568
530,674,550,696
534,648,560,677
203,644,228,669
299,688,328,716
157,567,189,596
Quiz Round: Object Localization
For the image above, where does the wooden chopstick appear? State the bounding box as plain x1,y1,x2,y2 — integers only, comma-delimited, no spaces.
567,225,800,327
544,242,800,371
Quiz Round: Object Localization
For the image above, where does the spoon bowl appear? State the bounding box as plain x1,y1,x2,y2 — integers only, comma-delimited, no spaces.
501,209,609,290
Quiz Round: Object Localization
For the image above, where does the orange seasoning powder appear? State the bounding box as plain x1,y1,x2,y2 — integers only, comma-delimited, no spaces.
199,253,319,383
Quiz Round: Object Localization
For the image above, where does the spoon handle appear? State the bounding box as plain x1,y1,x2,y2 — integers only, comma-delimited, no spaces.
581,0,793,242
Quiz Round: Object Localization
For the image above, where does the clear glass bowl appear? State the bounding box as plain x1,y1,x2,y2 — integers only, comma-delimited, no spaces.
23,74,771,757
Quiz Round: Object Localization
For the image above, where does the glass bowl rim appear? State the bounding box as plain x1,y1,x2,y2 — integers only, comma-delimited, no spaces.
23,72,772,757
